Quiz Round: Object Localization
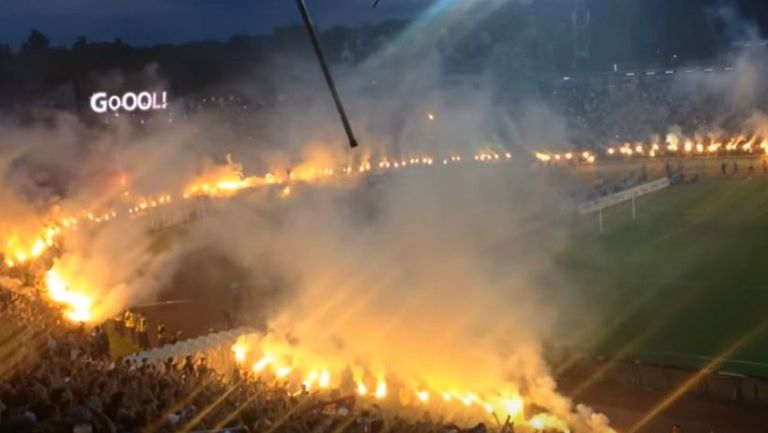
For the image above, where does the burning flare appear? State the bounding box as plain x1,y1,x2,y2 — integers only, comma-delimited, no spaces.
3,225,61,267
229,333,597,433
183,157,267,198
44,268,94,323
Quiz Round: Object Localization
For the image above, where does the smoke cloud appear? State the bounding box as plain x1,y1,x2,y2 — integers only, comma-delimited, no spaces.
0,5,613,429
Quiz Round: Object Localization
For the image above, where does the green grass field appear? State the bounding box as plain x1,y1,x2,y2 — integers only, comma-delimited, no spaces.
559,177,768,377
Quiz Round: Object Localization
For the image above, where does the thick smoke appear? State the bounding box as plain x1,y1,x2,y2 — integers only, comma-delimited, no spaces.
664,5,768,137
670,50,768,124
129,47,604,433
0,101,258,312
179,158,605,430
0,2,615,429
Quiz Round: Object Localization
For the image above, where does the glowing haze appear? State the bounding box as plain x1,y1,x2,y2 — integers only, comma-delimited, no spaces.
0,2,617,430
0,63,613,432
211,162,613,432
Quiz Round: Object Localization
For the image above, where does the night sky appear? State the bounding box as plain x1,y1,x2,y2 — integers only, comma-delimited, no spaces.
3,0,768,53
0,0,434,49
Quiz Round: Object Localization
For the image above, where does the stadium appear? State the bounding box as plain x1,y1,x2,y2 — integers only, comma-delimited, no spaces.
3,1,768,433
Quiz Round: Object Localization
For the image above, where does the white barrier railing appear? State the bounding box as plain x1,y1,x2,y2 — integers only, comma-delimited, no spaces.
125,326,257,374
579,177,671,215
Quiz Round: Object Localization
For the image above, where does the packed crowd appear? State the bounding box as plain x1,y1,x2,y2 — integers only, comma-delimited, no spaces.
542,67,768,146
0,281,501,433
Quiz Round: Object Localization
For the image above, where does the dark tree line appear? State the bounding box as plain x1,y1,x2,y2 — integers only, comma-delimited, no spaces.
0,0,745,112
0,22,409,111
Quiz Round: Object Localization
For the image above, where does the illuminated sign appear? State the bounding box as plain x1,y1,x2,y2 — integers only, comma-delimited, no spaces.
90,91,168,113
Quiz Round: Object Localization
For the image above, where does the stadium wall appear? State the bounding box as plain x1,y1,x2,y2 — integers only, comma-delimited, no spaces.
561,357,768,407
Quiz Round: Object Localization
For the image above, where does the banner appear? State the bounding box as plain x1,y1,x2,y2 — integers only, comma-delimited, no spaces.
579,177,670,215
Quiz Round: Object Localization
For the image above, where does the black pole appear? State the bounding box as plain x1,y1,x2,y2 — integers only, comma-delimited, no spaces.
294,0,358,148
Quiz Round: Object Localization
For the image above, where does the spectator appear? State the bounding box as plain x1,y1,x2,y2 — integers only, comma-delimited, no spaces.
157,323,167,348
137,315,149,350
112,313,124,337
124,310,137,344
170,331,182,345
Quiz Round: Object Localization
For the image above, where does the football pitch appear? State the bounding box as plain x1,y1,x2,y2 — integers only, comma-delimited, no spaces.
560,177,768,377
